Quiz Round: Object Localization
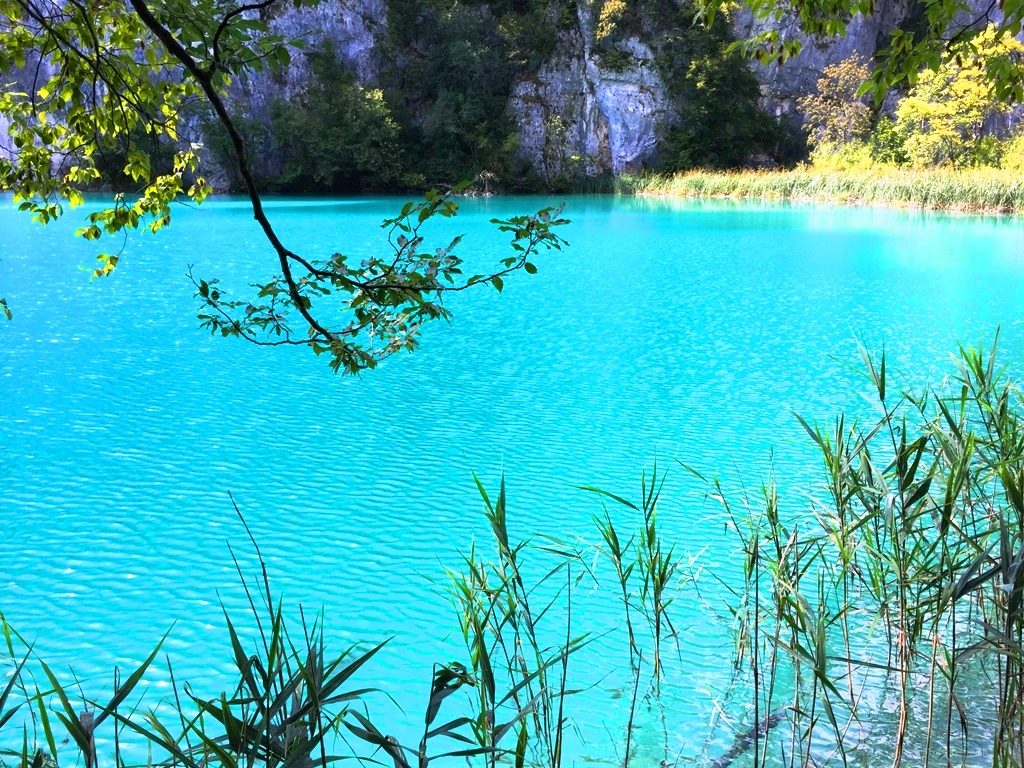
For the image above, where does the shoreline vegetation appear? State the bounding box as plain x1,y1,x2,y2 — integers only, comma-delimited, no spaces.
618,167,1024,215
613,38,1024,218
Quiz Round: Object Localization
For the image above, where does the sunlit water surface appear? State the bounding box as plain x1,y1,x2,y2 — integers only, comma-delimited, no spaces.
2,195,1024,766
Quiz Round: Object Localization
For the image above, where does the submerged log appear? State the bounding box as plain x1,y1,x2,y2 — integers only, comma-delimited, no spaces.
710,709,788,768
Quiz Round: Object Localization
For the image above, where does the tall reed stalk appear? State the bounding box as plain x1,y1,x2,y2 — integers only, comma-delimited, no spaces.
584,463,686,766
446,475,589,768
707,336,1024,767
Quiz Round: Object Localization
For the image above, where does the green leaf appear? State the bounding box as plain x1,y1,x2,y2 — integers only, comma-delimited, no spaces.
575,485,639,511
93,631,167,728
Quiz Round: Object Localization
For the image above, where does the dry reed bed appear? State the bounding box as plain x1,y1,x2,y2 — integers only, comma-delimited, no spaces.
623,168,1024,214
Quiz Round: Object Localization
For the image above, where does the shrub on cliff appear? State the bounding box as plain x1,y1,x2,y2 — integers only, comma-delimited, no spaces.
268,47,407,192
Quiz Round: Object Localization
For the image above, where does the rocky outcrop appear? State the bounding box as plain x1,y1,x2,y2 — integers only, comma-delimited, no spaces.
202,0,384,185
509,2,671,182
229,0,383,110
735,0,1017,126
266,0,384,91
0,113,13,167
735,11,891,123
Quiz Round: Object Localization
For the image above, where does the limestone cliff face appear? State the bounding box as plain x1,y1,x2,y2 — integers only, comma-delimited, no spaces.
508,1,671,181
231,0,676,182
8,0,1012,186
202,0,384,183
0,114,13,166
503,0,909,177
259,0,384,94
732,0,914,125
504,0,1021,174
220,0,1019,181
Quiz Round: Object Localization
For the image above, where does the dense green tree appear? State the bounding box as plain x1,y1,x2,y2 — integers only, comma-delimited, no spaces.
204,46,407,193
268,47,405,192
379,0,561,187
649,2,781,169
868,117,911,165
0,0,567,371
658,48,781,169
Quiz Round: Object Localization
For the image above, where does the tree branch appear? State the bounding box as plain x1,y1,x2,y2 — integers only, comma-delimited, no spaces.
210,0,281,73
127,0,336,342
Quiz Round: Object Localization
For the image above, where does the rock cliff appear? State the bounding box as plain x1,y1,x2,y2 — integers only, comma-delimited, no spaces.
5,0,1013,187
508,1,671,180
249,0,924,179
734,0,916,124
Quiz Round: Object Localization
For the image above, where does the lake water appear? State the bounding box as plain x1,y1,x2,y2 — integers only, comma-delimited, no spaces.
2,194,1024,766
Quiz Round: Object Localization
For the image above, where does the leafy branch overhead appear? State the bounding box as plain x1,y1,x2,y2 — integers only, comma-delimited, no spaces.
699,0,1024,102
0,0,568,372
193,194,568,374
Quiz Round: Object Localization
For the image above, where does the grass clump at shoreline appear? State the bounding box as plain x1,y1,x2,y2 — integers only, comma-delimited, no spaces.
620,167,1024,214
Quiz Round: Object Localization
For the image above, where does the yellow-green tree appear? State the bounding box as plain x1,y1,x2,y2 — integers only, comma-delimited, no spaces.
895,26,1024,167
798,54,873,148
595,0,628,42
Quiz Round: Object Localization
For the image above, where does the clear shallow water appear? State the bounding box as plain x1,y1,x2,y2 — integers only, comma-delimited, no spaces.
2,194,1024,765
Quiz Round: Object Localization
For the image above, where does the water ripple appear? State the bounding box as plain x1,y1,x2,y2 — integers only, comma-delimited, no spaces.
2,196,1024,764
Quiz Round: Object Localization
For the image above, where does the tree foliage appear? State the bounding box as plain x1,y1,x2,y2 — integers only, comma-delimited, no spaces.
704,0,1024,102
196,192,568,373
895,25,1024,167
798,54,873,148
0,0,568,372
0,0,213,276
595,0,628,43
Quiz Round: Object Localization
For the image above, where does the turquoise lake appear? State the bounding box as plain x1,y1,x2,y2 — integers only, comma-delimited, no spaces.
2,194,1024,765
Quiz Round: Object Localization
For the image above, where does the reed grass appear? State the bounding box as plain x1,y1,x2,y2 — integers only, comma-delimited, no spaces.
0,477,689,768
620,167,1024,214
445,474,592,768
698,334,1024,767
